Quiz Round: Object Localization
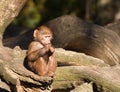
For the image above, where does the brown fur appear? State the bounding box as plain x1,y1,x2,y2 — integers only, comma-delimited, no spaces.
27,26,57,77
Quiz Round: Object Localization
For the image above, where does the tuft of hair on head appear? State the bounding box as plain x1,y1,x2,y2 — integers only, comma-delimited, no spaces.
37,25,53,35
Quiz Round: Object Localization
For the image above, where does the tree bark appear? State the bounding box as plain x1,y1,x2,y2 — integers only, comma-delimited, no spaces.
0,0,27,46
0,46,53,92
54,48,109,67
46,15,120,65
105,20,120,36
53,49,120,92
0,47,119,92
53,65,120,92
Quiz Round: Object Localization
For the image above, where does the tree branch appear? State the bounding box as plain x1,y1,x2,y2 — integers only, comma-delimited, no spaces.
0,0,27,46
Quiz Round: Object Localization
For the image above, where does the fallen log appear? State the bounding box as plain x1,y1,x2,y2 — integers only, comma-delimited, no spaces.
53,65,120,92
0,47,113,92
54,48,108,67
3,15,120,66
0,47,52,92
46,15,120,65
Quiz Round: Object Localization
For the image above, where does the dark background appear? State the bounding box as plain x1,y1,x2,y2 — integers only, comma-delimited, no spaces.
11,0,120,29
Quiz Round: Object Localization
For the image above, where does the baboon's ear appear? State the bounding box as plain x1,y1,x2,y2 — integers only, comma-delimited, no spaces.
33,29,38,38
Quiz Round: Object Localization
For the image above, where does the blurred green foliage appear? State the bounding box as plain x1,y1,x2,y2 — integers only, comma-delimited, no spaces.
12,0,120,29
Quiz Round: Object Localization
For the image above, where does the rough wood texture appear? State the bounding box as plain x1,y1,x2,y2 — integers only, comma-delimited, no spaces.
0,47,52,92
105,20,120,36
0,0,27,46
54,48,109,67
53,49,120,92
0,47,119,92
70,83,93,92
54,65,120,92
